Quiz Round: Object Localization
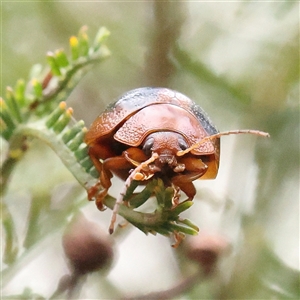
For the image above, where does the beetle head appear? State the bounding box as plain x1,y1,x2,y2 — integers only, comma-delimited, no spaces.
142,131,188,169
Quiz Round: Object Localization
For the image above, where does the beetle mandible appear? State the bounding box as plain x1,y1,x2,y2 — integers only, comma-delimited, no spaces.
84,87,269,232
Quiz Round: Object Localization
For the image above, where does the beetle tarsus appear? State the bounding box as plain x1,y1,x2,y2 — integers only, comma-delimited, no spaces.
172,232,185,248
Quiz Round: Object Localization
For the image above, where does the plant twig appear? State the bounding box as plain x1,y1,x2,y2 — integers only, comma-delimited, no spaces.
123,269,203,300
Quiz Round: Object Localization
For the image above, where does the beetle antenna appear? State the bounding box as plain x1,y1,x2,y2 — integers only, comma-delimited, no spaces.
177,129,270,156
109,152,159,234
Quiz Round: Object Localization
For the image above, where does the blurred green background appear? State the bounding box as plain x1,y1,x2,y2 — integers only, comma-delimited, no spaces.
1,1,299,299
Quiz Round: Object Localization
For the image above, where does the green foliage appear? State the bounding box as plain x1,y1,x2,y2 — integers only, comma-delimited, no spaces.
1,26,109,192
113,178,199,238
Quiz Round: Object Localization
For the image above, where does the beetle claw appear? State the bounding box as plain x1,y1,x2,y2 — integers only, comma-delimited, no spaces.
172,185,181,207
95,190,108,211
172,232,185,248
87,183,102,201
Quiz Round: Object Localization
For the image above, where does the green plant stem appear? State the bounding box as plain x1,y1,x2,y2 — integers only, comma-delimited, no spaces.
31,48,110,110
1,201,18,265
1,123,97,192
123,268,203,300
104,196,162,228
103,196,198,236
0,157,21,196
0,130,29,195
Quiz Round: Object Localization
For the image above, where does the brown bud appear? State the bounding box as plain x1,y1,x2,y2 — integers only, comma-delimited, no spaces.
185,232,230,275
63,214,114,275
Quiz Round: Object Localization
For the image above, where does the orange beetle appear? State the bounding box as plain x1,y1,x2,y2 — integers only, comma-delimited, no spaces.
85,87,269,232
85,88,220,207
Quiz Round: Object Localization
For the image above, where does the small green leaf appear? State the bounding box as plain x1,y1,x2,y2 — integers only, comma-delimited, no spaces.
88,167,99,178
62,120,85,144
69,36,79,61
53,107,73,133
5,87,22,123
67,129,85,151
14,79,26,106
1,201,19,265
171,200,194,216
54,49,69,68
93,27,110,52
45,101,67,128
46,52,62,76
80,157,96,174
126,181,154,208
0,98,16,136
74,145,89,161
168,223,199,236
31,78,43,98
164,187,174,209
123,180,140,201
178,218,199,232
152,178,174,209
78,26,89,56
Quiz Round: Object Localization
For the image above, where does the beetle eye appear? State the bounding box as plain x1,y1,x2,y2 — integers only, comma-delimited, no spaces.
143,137,154,155
178,138,188,151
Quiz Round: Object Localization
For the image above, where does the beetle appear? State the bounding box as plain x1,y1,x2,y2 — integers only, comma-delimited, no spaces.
85,87,269,232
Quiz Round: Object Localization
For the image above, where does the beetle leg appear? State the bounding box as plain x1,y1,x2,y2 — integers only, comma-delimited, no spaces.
123,147,149,166
172,185,181,206
100,155,133,188
92,156,133,211
172,178,197,200
88,144,114,173
86,145,113,209
172,157,208,200
123,148,157,179
172,231,185,248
